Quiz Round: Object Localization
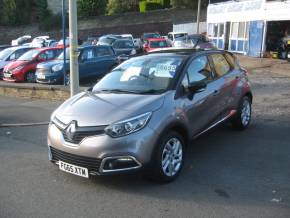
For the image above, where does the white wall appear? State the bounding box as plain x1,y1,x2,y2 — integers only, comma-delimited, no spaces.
173,22,207,34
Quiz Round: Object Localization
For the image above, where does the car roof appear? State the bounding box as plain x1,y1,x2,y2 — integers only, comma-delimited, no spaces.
34,47,62,52
79,45,112,49
147,38,166,41
147,47,221,56
168,32,188,35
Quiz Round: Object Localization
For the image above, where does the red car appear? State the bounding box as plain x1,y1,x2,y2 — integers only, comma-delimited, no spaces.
3,47,62,82
143,38,171,52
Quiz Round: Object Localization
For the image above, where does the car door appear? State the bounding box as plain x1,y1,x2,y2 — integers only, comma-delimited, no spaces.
78,47,97,79
91,47,117,78
179,55,222,135
209,53,236,115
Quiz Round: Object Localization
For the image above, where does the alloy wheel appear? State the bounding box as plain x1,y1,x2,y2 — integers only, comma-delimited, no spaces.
241,99,251,126
161,137,183,177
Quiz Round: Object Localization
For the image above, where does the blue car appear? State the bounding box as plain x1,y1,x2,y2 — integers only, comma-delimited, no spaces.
35,45,118,84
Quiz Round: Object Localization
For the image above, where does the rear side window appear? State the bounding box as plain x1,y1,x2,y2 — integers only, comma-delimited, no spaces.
224,53,240,70
211,54,231,77
96,47,114,56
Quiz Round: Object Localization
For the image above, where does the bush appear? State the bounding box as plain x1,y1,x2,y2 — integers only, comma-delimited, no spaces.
0,0,33,25
39,13,63,31
107,0,139,15
77,0,107,18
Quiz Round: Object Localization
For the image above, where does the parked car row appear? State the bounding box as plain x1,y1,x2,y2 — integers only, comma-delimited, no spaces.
0,31,217,84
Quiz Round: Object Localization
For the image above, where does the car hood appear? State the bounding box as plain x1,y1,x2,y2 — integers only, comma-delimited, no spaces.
37,59,65,69
54,91,165,126
5,60,28,70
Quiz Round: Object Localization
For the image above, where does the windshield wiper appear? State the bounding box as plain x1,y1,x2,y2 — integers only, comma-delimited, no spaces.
137,89,166,94
97,89,141,94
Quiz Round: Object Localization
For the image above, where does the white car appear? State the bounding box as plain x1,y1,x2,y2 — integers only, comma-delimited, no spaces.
167,32,188,45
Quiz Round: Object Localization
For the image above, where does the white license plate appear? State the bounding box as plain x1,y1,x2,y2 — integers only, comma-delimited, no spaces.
4,73,11,78
59,161,89,178
38,74,46,79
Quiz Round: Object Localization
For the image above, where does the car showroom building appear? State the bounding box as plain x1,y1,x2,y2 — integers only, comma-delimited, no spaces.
207,0,290,57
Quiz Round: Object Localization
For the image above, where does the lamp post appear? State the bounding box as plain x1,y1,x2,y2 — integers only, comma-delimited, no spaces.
196,0,201,34
62,0,66,86
68,0,79,96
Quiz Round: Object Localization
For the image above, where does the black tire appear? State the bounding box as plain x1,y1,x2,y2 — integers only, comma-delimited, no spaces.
147,131,185,183
231,96,252,130
286,49,290,62
25,71,36,83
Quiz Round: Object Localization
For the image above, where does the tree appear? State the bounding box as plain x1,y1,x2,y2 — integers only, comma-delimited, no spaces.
0,0,33,25
77,0,107,18
106,0,139,15
170,0,208,10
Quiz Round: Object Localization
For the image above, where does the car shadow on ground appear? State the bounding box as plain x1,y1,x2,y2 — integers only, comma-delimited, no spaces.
84,118,290,207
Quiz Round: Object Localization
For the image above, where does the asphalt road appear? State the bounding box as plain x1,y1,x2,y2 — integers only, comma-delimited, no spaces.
0,66,290,218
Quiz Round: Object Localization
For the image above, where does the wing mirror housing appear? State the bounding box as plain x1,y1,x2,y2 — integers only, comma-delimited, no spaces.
187,80,207,100
188,80,207,93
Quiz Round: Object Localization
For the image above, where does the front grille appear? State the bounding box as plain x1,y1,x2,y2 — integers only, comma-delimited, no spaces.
53,118,107,144
36,68,49,74
62,128,105,144
50,147,102,173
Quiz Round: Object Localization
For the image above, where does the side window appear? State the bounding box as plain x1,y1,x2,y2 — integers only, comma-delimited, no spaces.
187,56,214,83
81,48,95,61
96,47,114,56
38,52,48,60
45,50,55,59
168,34,173,41
9,52,16,61
211,54,231,77
224,53,240,70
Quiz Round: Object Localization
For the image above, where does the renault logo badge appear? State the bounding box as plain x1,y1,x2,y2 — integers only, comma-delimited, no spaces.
66,121,77,141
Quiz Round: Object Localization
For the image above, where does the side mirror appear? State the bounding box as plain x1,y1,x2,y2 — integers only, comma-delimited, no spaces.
188,80,207,93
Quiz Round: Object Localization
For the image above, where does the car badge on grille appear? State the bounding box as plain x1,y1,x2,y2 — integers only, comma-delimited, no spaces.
66,121,77,141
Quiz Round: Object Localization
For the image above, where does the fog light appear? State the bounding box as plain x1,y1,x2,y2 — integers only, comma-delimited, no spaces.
102,157,140,172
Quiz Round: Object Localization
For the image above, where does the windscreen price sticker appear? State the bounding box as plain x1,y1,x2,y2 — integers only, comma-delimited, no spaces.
155,64,177,78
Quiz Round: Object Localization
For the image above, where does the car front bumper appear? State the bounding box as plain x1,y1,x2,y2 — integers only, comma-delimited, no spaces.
36,72,63,84
47,121,160,176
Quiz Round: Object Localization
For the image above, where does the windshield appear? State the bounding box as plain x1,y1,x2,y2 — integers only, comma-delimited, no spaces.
18,49,39,61
0,48,15,61
57,48,70,60
92,56,183,94
150,40,168,48
144,33,161,39
98,37,116,45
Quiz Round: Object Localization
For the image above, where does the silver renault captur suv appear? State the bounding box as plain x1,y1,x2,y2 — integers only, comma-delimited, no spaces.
48,48,252,183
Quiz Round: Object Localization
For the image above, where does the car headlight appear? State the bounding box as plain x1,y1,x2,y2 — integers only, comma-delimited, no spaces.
105,112,152,138
11,65,24,72
131,49,136,55
52,64,63,72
